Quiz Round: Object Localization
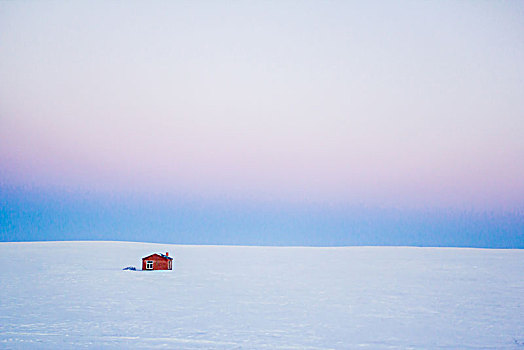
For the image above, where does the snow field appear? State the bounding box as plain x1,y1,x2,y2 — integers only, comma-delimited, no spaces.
0,241,523,349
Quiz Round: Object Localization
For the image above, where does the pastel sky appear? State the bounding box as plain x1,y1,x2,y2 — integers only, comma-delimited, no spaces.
1,1,523,246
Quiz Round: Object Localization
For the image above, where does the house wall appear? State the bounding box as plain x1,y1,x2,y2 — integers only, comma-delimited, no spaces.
142,255,172,270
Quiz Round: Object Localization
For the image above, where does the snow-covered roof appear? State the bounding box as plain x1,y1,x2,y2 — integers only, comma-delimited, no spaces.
158,253,173,260
142,253,173,260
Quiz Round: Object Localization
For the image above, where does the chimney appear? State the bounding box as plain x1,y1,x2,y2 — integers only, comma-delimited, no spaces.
166,252,169,257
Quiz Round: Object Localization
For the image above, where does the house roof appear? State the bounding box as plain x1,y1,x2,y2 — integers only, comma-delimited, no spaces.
142,253,173,260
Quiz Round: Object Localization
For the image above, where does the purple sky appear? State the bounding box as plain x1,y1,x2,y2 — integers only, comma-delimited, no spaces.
1,1,523,225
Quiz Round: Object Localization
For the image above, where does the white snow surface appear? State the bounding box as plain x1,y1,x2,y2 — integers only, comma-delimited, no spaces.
0,241,523,349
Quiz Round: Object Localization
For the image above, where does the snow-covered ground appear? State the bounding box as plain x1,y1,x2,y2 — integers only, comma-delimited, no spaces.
0,241,522,349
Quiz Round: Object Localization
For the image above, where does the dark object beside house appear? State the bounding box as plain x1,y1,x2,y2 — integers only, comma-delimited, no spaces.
142,252,173,270
122,266,137,271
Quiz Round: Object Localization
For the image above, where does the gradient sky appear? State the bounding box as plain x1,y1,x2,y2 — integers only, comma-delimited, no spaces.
1,1,523,246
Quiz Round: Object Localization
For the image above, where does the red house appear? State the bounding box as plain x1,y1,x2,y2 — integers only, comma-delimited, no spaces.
142,252,173,271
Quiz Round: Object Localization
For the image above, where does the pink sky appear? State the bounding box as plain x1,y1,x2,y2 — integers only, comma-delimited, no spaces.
1,1,523,211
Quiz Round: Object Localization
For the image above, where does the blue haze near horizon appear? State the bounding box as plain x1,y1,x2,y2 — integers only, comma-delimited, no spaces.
1,186,522,248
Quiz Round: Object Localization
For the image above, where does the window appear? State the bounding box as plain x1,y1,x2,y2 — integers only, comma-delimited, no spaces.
169,260,172,269
146,260,153,270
